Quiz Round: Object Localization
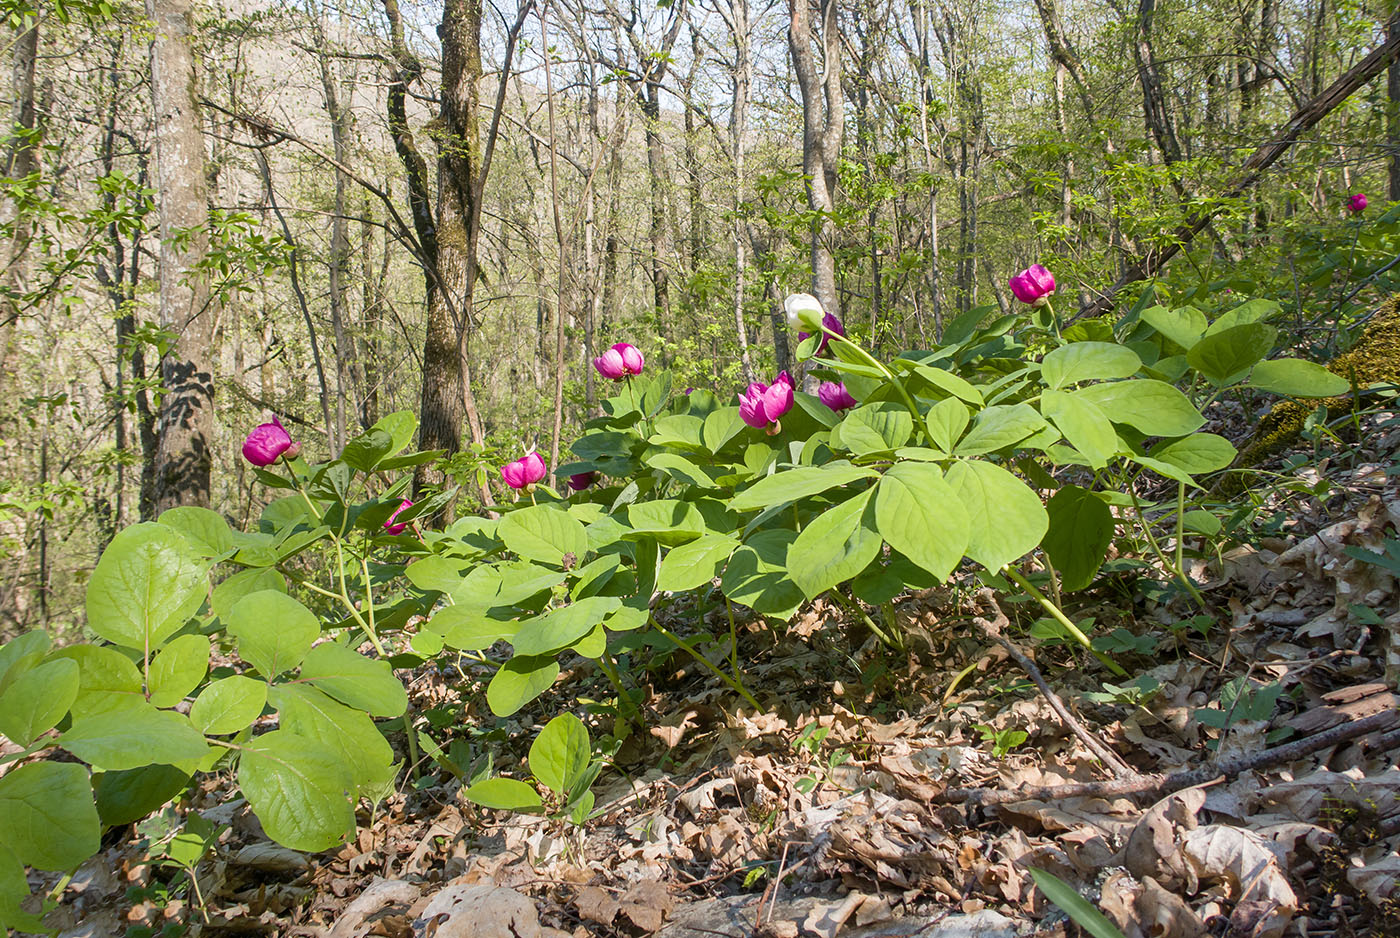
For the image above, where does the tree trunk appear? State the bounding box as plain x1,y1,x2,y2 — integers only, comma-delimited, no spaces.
0,15,38,407
788,0,843,319
1390,16,1400,200
147,0,216,512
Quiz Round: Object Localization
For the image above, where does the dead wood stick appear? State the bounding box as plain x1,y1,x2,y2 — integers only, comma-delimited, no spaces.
971,590,1136,778
933,707,1399,808
1071,12,1400,322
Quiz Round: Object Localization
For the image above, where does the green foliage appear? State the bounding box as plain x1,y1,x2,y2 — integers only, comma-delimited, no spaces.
0,282,1348,923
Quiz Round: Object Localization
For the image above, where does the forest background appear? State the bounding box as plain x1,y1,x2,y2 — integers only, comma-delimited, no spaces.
1,0,1397,636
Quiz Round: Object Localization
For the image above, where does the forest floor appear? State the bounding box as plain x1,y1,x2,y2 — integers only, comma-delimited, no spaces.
26,418,1400,938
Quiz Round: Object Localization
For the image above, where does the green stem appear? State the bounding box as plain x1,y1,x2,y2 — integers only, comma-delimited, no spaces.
1002,565,1127,677
597,651,641,727
724,596,741,681
829,589,901,651
1129,486,1206,608
820,325,932,444
650,615,762,711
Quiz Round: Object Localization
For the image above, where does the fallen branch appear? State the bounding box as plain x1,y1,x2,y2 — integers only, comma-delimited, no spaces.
971,590,1136,779
933,707,1398,807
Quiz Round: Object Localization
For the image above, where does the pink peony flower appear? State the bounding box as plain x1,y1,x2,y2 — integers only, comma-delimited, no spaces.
817,381,857,412
242,417,293,467
594,342,644,380
501,452,547,490
798,312,846,356
568,472,597,491
383,498,413,535
1348,193,1368,213
739,371,795,431
1008,263,1056,306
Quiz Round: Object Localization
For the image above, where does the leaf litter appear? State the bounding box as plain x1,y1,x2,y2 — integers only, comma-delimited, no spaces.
17,428,1400,938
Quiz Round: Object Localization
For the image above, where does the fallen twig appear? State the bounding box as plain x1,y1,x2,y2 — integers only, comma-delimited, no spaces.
971,590,1137,778
934,707,1398,807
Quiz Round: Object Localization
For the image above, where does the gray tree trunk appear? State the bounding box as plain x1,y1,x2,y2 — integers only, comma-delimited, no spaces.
147,0,216,512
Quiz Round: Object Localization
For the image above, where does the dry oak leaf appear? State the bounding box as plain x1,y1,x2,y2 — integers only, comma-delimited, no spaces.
412,883,569,938
619,880,675,933
1182,826,1295,938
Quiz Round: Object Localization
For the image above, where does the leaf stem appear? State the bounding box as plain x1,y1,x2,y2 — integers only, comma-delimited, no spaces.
1002,565,1127,677
649,615,762,711
820,325,932,444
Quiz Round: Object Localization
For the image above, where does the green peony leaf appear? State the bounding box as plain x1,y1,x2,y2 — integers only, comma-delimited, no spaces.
146,633,210,708
511,597,622,657
786,491,883,599
1186,322,1276,386
945,460,1047,572
873,463,968,582
297,643,407,717
498,505,589,567
1072,380,1205,437
487,656,560,717
190,675,268,735
1040,341,1141,390
237,730,355,852
86,523,206,652
463,777,543,812
729,462,877,512
158,506,234,558
528,713,591,797
1248,358,1350,398
0,657,78,746
658,534,739,592
270,685,396,795
721,530,804,618
0,762,100,870
1042,486,1114,591
954,403,1047,456
1150,433,1237,475
228,590,320,679
50,644,144,718
61,703,210,771
1040,389,1118,470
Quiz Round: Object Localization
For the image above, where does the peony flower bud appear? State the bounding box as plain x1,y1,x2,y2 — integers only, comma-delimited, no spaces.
1009,263,1056,306
1348,193,1367,213
242,417,293,467
568,472,597,491
383,498,413,535
501,451,548,490
784,293,826,332
595,342,644,380
613,342,644,376
817,381,857,412
738,371,795,431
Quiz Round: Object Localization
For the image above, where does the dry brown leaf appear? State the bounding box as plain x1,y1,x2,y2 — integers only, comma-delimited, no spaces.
1182,825,1295,938
1135,875,1204,938
573,886,620,927
1347,852,1400,905
799,892,864,938
1124,789,1204,887
619,880,674,933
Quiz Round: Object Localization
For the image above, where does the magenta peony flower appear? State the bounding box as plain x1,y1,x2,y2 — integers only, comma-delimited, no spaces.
1008,264,1056,306
798,312,846,356
501,452,547,490
383,498,413,535
739,371,795,431
594,342,644,380
1348,193,1368,213
817,381,857,412
242,417,293,467
568,472,597,491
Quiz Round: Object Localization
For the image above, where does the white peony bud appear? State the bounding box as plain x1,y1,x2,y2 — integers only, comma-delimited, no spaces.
783,293,826,332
